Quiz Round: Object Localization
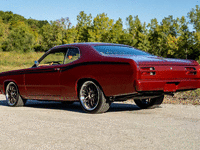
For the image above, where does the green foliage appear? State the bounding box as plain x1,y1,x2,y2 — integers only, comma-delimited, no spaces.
3,21,35,52
108,18,125,43
188,5,200,32
0,7,200,61
126,15,146,48
0,17,9,51
0,11,25,24
88,13,114,42
40,21,62,51
76,11,92,42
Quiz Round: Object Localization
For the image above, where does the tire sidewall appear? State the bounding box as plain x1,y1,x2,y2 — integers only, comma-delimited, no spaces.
6,82,19,107
79,81,106,113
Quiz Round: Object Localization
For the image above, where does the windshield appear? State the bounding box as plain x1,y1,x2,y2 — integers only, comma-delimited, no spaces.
94,45,152,56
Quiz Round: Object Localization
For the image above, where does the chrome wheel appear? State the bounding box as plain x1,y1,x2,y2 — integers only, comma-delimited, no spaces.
80,81,100,111
6,83,18,106
6,82,25,107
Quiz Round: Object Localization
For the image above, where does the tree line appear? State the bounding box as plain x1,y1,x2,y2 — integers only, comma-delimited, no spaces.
0,5,200,60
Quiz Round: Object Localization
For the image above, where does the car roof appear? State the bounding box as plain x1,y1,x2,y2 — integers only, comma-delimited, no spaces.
53,42,129,48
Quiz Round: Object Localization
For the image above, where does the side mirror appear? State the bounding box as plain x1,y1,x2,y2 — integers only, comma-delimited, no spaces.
34,61,39,67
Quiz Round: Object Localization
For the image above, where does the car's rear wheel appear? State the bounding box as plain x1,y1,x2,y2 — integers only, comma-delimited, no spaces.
79,81,111,113
6,82,26,107
134,95,164,109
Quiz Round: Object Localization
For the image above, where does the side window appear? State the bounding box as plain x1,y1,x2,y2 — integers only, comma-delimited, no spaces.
64,48,80,64
39,49,67,66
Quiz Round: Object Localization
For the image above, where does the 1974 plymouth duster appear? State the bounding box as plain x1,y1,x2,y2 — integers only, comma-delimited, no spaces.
0,43,200,113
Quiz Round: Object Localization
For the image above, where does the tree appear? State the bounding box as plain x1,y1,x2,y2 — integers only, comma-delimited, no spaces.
192,31,200,60
137,22,151,52
88,13,113,42
148,16,180,57
26,18,49,29
109,18,124,43
4,21,35,52
63,26,78,44
126,15,141,47
188,5,200,60
188,5,200,32
0,11,25,27
0,17,9,51
125,15,150,51
55,17,72,44
160,16,179,57
147,18,162,56
40,21,62,51
176,16,193,59
76,11,92,42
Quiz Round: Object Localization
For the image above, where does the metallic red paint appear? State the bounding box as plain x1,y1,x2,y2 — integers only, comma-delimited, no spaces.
0,43,200,102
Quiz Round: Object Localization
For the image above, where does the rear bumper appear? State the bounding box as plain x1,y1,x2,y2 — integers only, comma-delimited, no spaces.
135,79,200,92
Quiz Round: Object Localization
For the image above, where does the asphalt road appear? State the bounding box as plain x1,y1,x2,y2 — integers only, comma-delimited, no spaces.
0,94,199,150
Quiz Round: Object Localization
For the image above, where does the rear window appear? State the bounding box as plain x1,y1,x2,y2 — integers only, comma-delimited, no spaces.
94,45,152,56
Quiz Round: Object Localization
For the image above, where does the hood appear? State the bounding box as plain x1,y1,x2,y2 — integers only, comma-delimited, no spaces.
107,55,199,66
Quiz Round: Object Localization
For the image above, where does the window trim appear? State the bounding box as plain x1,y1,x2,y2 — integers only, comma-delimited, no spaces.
36,47,81,68
63,47,81,65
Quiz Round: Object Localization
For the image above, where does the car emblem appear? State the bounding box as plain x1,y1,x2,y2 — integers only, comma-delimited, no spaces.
170,67,172,70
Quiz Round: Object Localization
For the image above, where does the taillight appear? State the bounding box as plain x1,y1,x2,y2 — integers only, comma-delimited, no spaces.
140,67,156,76
185,67,196,75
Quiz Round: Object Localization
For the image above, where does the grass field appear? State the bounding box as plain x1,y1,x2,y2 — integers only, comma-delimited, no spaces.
0,52,199,105
0,52,45,72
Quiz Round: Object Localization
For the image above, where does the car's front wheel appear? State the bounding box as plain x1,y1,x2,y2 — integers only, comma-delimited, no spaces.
6,82,26,107
134,95,164,109
79,81,111,113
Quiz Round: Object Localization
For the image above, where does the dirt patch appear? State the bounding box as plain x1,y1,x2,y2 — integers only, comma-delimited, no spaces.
163,95,200,105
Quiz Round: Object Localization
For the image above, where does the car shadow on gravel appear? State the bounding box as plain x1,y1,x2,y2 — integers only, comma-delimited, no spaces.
0,100,141,113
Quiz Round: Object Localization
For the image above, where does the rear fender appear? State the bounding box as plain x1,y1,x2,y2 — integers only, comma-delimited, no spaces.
196,65,200,88
196,65,200,78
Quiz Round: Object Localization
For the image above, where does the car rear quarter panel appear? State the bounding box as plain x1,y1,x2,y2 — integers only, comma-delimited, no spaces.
59,60,137,100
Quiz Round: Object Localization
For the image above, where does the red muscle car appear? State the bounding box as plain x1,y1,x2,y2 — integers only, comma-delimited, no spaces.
0,43,200,113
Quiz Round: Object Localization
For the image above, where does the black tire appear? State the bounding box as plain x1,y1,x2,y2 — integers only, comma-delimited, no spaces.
79,81,111,113
5,82,26,107
134,95,164,109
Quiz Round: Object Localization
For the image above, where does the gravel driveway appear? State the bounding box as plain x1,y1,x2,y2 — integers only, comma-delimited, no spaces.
0,94,199,150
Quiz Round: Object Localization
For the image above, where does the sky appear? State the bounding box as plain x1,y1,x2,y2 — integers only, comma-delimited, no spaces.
0,0,199,30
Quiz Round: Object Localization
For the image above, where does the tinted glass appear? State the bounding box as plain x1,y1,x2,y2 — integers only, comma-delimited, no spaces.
94,46,152,56
64,48,80,64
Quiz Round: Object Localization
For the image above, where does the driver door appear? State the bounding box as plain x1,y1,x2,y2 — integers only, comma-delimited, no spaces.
25,48,67,100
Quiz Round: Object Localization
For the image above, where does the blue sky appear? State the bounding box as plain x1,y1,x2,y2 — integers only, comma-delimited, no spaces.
0,0,199,30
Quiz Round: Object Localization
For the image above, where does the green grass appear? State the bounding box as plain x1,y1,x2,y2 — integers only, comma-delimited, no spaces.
0,52,44,72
